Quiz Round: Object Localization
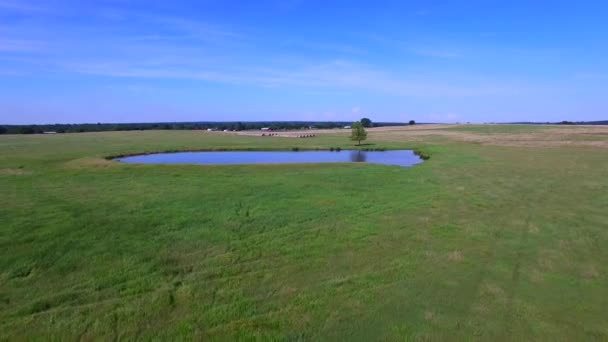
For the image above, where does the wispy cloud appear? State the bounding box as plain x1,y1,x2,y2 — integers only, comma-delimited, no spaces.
274,0,305,11
427,112,460,123
133,14,244,45
410,47,464,58
63,59,513,97
359,34,465,59
0,38,47,52
280,40,366,55
0,2,517,100
0,0,48,13
574,72,605,80
411,9,429,16
0,69,22,76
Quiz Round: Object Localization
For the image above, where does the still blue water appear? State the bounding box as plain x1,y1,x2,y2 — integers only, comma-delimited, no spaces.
117,150,423,167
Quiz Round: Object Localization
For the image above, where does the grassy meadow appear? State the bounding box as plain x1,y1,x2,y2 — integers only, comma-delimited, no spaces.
1,126,608,339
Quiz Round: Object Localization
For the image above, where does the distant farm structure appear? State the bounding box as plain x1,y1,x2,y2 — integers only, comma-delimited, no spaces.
261,132,316,138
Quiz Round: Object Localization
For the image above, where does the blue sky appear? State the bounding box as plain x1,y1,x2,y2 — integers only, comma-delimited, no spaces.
1,0,607,124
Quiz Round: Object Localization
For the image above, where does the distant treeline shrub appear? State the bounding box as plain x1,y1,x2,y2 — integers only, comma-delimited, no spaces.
413,149,430,160
0,121,408,135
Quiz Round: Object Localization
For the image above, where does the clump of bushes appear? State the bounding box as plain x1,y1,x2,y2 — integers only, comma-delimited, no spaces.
291,147,299,151
28,301,51,314
414,149,430,160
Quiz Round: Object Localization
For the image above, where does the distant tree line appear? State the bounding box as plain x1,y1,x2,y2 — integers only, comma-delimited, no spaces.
506,121,608,126
0,121,410,135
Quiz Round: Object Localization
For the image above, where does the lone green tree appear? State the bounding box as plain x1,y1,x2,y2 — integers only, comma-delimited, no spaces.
350,121,368,146
360,117,372,128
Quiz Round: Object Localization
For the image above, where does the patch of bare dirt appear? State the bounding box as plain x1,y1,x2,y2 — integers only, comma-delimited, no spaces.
63,157,115,169
0,168,32,176
424,310,436,321
447,250,464,262
581,265,600,279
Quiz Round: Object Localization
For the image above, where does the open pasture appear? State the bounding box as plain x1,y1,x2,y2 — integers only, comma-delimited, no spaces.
1,125,607,339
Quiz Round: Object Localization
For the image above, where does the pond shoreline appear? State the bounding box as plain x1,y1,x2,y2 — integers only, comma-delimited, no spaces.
113,149,426,167
105,147,431,161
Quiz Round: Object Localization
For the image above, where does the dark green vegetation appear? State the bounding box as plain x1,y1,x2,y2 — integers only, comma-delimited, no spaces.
350,122,368,146
3,121,606,135
1,128,608,339
360,118,372,128
0,120,405,135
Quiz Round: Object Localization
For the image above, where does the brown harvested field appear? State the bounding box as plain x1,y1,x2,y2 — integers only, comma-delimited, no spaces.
236,124,608,148
370,125,608,148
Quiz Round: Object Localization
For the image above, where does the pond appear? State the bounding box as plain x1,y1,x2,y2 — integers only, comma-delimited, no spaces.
116,150,423,167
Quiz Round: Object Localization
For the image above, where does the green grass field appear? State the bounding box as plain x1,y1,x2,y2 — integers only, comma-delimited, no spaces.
2,128,608,340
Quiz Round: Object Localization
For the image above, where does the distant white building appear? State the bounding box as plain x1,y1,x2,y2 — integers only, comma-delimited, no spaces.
261,127,271,131
343,125,351,129
43,131,57,134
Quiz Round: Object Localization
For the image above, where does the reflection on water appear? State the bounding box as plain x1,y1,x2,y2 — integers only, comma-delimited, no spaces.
349,150,367,163
117,150,424,167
